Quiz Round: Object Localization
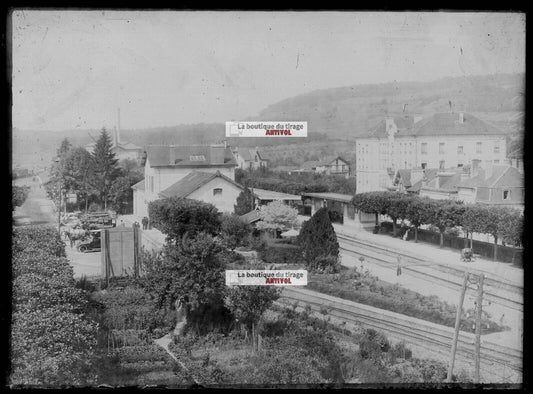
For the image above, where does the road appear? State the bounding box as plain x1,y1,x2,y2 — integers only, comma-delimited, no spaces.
13,175,102,278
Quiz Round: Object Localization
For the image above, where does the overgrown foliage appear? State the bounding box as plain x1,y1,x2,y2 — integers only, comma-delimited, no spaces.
234,186,254,216
219,213,252,251
148,198,221,243
255,200,299,234
11,226,97,387
297,207,340,272
12,185,30,210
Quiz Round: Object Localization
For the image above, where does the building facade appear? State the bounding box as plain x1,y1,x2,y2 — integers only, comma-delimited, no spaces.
132,144,238,218
355,112,507,193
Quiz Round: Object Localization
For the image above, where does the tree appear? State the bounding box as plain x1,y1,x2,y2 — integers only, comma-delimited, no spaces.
386,194,411,236
56,137,72,159
142,233,230,334
461,204,486,249
297,207,340,272
220,213,252,250
426,200,465,248
234,186,254,215
404,197,433,243
352,192,390,225
224,286,281,346
148,197,221,244
91,128,120,210
255,200,298,235
61,147,97,212
12,185,30,210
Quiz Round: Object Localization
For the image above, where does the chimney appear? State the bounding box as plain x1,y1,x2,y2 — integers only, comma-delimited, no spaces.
117,107,121,145
459,112,464,124
113,126,118,147
210,144,225,165
449,100,453,113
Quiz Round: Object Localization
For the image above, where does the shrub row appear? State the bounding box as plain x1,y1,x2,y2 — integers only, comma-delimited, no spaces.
353,191,523,259
11,225,97,387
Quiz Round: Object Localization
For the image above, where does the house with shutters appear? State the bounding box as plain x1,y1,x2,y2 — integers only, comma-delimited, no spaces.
131,143,241,218
355,112,507,193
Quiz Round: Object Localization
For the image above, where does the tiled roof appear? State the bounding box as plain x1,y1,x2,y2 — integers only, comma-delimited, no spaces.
240,209,262,224
251,188,301,201
146,145,237,167
458,165,523,189
302,192,354,203
368,113,504,138
397,169,412,187
158,171,243,199
131,179,145,191
407,169,439,192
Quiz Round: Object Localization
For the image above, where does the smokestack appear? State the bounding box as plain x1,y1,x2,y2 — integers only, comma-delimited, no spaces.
210,144,225,164
449,100,453,113
117,107,121,145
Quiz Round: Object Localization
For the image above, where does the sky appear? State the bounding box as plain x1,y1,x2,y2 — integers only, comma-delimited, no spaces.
11,11,525,132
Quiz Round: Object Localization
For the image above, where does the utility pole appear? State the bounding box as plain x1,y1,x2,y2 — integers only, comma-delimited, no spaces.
474,274,485,383
447,272,469,382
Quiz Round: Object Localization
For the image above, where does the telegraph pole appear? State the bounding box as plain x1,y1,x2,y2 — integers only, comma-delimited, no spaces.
474,274,485,383
447,272,469,382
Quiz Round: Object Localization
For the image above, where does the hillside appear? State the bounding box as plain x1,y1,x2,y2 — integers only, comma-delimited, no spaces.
12,73,524,170
254,73,524,138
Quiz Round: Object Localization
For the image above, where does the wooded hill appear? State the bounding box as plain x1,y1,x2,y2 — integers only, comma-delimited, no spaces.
13,73,524,169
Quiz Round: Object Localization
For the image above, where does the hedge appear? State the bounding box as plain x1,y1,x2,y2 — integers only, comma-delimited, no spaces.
258,243,305,265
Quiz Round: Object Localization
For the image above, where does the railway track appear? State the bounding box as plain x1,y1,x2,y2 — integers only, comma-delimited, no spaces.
337,234,523,313
279,287,522,383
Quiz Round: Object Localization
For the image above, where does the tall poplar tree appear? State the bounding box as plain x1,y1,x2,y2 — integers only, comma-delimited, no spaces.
91,128,119,210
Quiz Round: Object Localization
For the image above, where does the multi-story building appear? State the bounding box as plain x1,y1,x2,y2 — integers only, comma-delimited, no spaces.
132,143,239,218
355,112,507,193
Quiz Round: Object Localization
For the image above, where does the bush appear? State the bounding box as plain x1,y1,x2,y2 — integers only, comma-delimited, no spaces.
309,255,341,274
359,328,390,360
258,244,305,265
297,207,339,270
148,197,221,243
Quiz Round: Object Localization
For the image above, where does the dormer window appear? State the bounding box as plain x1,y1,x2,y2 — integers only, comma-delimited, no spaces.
190,155,206,161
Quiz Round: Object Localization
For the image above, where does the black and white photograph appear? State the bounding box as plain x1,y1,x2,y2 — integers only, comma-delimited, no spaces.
10,10,524,388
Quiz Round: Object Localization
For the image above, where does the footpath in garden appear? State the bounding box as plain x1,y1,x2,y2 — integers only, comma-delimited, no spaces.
332,223,523,288
119,214,167,251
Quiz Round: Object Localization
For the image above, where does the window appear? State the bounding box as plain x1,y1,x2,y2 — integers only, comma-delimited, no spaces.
503,190,510,200
213,188,222,196
476,142,482,154
494,160,500,164
457,163,463,167
421,143,428,155
457,145,464,154
421,163,427,169
439,160,445,170
190,155,206,161
494,141,500,154
439,143,445,154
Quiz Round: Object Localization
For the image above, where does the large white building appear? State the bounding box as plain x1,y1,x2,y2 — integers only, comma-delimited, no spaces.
355,112,507,193
132,143,240,218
